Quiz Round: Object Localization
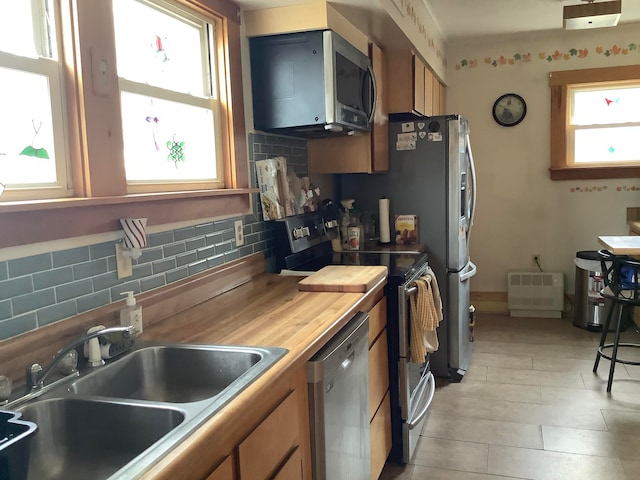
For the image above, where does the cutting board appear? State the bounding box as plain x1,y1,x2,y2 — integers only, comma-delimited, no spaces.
298,265,388,293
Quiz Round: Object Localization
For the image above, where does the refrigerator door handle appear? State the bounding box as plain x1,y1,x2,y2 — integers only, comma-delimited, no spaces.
465,133,477,239
460,261,477,282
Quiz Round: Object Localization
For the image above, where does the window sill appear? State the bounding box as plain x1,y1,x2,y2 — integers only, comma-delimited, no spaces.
549,165,640,181
0,189,257,249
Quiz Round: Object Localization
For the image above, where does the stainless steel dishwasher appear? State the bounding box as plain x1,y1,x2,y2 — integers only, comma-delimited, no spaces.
308,311,370,480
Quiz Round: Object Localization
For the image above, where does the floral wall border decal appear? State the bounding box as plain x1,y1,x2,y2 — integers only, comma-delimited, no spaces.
568,185,639,193
455,42,639,70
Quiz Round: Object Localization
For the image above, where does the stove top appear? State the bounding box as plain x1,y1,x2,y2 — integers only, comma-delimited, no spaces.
272,212,429,281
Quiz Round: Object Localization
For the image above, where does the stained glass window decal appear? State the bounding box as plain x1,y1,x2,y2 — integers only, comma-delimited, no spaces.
574,126,640,164
120,91,216,182
113,0,208,97
571,86,640,125
569,84,640,166
0,66,57,185
113,0,221,189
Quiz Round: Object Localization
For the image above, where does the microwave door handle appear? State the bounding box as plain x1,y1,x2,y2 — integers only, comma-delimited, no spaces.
365,64,377,125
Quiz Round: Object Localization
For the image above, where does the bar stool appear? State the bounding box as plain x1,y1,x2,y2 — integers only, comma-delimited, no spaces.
592,250,640,392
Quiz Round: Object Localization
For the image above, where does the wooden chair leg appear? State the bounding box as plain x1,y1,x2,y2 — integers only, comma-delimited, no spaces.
594,300,615,373
606,305,625,393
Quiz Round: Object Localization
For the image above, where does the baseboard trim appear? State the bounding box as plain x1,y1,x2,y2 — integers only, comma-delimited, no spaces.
471,291,508,314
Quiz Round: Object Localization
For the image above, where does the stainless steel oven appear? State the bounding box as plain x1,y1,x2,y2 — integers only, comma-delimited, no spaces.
397,263,436,462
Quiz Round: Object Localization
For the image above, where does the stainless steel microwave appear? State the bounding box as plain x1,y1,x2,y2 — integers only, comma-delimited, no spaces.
249,30,376,138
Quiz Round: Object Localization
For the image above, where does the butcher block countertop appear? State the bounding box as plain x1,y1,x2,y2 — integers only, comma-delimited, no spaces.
138,259,386,479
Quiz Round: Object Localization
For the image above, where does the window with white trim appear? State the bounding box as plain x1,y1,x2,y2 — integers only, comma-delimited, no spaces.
113,0,224,192
0,0,71,200
549,66,640,180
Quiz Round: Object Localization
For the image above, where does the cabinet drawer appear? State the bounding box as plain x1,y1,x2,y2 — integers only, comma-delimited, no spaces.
370,391,392,480
273,446,303,480
369,329,389,420
368,297,387,347
205,455,234,480
238,389,299,480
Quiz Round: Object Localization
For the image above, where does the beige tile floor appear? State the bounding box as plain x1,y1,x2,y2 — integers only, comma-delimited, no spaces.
380,312,640,480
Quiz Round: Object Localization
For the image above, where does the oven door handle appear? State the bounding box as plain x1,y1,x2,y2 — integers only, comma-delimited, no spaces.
406,372,435,429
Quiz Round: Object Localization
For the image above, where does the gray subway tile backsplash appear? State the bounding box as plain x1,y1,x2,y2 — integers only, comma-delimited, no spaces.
56,279,93,303
8,253,52,278
0,132,307,341
12,289,56,316
0,313,37,341
37,300,78,327
0,276,34,302
0,300,12,321
53,247,90,268
33,267,74,291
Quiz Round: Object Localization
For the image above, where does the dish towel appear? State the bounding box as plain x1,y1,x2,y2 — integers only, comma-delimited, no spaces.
409,267,443,363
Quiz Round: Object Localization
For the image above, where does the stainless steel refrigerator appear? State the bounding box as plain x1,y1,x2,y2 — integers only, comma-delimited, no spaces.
341,113,477,380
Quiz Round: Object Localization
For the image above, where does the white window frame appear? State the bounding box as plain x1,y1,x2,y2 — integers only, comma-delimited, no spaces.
116,0,225,193
549,65,640,180
0,1,72,201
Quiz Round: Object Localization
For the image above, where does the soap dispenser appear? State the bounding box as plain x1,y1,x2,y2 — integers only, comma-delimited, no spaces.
120,291,143,336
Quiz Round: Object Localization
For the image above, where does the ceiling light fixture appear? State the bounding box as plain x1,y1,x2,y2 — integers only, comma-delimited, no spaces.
563,0,621,30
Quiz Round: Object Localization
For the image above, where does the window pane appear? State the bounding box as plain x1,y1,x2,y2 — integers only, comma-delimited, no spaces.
113,0,207,97
0,1,54,58
572,87,640,125
0,66,57,184
574,126,640,163
120,91,217,182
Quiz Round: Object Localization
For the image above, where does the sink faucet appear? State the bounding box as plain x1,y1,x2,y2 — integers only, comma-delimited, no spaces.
27,325,134,390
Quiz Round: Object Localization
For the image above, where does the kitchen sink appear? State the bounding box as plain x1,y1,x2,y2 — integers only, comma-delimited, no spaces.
7,342,287,479
69,344,269,403
15,397,185,480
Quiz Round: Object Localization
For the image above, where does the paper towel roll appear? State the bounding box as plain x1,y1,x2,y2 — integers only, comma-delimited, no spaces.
379,198,391,244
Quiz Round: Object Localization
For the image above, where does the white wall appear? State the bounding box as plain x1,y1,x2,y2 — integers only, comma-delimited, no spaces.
446,24,640,293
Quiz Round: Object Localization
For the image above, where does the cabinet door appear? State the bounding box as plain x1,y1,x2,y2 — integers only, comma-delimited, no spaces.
272,447,303,480
370,392,392,480
370,42,388,173
369,330,389,420
205,455,235,480
424,68,434,117
238,390,300,480
368,297,387,347
439,81,446,115
412,55,426,115
432,76,441,116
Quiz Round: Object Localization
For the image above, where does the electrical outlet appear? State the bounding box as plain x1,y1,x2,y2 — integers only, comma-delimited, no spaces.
234,220,244,246
116,242,133,279
531,253,541,267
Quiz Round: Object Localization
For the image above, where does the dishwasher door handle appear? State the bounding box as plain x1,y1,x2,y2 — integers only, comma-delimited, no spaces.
340,352,355,371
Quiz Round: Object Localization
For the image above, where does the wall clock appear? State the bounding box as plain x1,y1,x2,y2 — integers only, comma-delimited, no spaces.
492,93,527,127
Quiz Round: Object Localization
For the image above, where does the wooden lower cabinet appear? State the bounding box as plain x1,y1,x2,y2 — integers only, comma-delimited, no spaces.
368,297,392,480
272,447,303,480
205,455,235,480
238,389,301,479
370,392,392,479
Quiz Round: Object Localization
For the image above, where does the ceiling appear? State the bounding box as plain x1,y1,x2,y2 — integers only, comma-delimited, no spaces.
235,0,640,42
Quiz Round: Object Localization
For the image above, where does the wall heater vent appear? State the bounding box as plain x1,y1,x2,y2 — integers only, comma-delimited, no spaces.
507,272,564,318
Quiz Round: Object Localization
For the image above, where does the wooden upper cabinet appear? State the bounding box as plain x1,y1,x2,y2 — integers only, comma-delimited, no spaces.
388,52,444,117
308,42,388,174
412,55,426,115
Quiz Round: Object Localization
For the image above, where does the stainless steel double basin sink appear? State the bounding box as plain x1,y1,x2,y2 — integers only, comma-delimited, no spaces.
8,343,287,480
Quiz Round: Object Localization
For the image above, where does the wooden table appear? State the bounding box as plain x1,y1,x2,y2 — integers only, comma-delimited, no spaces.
598,235,640,255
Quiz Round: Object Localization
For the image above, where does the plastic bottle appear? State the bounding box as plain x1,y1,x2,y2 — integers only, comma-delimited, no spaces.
120,291,143,336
